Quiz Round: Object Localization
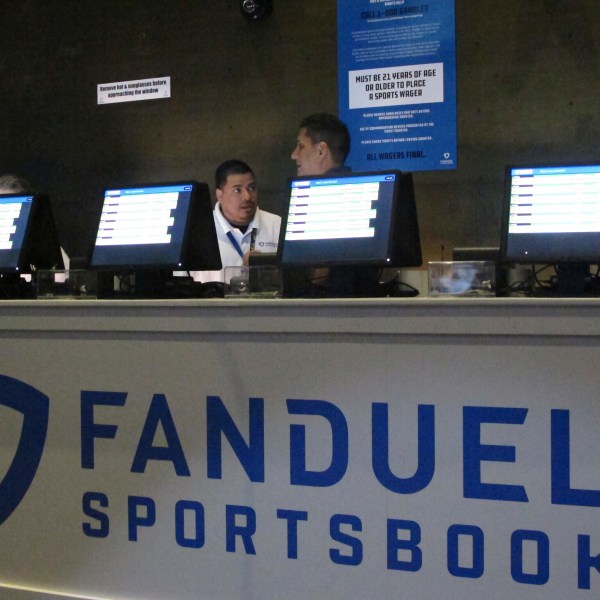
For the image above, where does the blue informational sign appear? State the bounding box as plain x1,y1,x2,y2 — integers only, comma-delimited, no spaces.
338,0,457,172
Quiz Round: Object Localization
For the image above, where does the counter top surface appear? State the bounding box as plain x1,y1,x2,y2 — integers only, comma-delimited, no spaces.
1,296,599,337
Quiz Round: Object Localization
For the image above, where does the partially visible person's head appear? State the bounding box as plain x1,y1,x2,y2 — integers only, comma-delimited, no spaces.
0,174,32,194
291,113,351,176
214,160,258,226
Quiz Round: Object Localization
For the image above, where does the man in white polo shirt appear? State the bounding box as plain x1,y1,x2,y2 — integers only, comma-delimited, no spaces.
192,159,281,283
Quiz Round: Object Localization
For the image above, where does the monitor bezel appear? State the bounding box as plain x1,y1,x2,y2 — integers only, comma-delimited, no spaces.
88,180,222,272
277,169,422,269
500,162,600,265
0,193,64,275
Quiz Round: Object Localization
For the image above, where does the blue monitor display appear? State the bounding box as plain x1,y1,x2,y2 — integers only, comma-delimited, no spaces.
501,163,600,295
502,163,600,264
278,170,421,267
0,194,63,274
89,181,221,271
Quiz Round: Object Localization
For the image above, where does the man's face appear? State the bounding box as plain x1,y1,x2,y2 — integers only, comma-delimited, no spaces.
291,128,325,176
216,172,258,226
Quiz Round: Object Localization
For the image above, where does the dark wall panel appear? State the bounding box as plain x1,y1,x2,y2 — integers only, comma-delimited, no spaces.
1,0,599,263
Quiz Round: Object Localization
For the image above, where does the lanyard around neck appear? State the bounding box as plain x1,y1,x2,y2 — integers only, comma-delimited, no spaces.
226,231,244,258
226,228,257,259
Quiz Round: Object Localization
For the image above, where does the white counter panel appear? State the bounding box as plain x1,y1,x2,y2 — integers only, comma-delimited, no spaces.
1,299,599,599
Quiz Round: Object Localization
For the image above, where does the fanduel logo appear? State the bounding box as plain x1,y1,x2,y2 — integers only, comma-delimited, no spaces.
0,374,49,525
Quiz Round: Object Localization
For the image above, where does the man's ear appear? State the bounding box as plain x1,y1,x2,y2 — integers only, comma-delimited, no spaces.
318,141,331,159
215,187,223,201
318,142,335,170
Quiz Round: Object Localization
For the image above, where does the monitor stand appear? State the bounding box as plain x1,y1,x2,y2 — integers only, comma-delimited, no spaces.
0,273,34,299
552,263,592,297
96,269,174,299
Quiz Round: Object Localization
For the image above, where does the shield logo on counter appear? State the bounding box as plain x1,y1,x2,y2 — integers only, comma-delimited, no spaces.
0,374,49,525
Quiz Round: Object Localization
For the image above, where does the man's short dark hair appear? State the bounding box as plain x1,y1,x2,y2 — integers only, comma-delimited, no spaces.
214,160,255,190
299,113,351,166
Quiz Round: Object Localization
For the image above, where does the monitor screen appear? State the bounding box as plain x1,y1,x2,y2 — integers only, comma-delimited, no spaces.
278,170,421,268
89,181,221,271
501,163,600,264
0,194,63,274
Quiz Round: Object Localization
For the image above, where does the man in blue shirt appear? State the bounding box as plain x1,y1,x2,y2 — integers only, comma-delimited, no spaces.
288,114,380,297
291,113,351,178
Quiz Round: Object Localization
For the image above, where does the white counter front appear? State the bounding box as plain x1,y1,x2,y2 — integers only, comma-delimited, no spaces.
1,298,600,599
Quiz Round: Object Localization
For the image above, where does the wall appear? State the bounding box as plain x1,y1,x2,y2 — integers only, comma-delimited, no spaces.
1,0,599,262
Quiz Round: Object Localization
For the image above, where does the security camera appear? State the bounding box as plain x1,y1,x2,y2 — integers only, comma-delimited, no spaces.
240,0,273,22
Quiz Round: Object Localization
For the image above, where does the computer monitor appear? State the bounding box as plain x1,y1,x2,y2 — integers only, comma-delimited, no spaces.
0,193,64,276
89,181,221,272
500,163,600,295
278,170,422,268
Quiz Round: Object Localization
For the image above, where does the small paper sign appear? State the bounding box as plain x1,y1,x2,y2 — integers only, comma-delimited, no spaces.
97,76,171,105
